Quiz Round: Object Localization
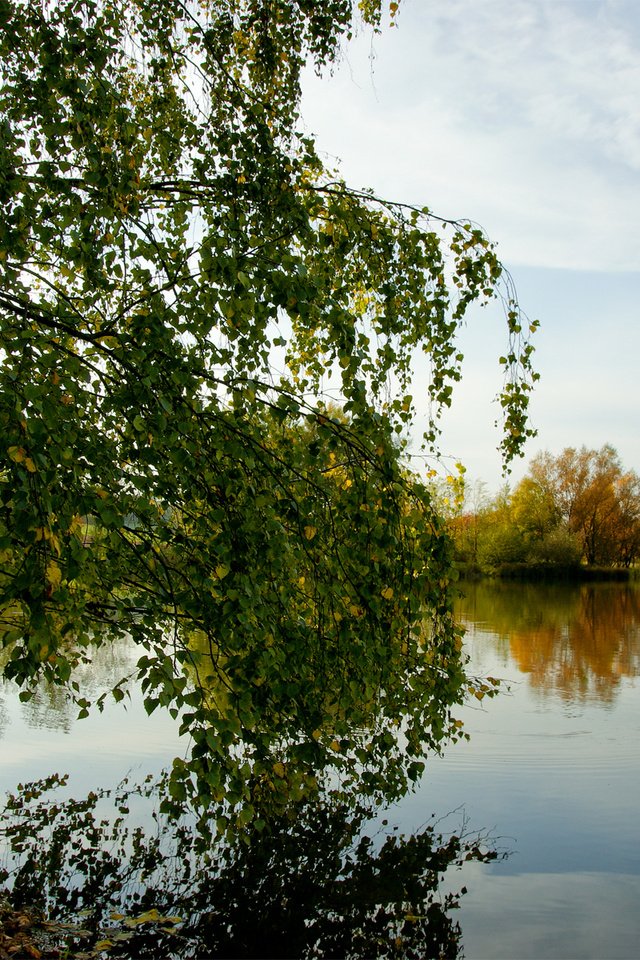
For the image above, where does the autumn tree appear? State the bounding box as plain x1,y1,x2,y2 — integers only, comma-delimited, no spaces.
449,479,493,566
0,0,536,820
519,446,640,567
510,475,559,541
612,470,640,567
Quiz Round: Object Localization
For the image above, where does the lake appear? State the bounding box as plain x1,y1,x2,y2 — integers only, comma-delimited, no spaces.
1,579,639,958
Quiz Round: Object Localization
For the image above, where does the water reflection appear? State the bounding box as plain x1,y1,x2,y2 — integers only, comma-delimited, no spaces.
1,774,500,960
457,581,640,704
0,696,7,740
4,582,640,958
0,636,138,736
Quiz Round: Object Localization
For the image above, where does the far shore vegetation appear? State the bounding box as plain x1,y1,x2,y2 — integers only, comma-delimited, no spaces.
447,444,640,581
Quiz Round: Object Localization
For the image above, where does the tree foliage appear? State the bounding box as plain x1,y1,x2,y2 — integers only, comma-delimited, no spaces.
523,446,640,567
452,445,640,572
0,0,535,819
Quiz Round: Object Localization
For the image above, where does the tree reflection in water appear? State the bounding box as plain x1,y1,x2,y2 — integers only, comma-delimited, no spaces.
458,581,640,704
1,772,501,959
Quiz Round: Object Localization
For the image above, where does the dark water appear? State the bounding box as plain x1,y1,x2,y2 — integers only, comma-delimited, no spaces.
1,580,640,958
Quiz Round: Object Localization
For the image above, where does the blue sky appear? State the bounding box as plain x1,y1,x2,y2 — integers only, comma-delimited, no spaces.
301,0,640,492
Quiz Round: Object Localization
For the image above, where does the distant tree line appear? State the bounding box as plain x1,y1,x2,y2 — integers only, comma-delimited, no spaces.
451,445,640,572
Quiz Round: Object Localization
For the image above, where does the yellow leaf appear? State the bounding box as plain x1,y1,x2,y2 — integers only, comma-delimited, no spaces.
69,515,84,535
381,586,394,600
329,739,341,752
24,457,37,473
46,561,62,590
123,908,163,928
303,525,317,541
273,761,285,779
214,563,230,579
8,446,25,463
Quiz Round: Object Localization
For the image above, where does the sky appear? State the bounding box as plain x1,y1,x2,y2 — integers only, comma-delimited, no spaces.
300,0,640,493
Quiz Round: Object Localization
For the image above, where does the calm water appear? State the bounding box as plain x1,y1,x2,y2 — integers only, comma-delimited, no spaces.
1,580,639,958
416,581,640,959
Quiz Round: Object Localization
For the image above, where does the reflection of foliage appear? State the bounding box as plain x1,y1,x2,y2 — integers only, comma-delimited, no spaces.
458,581,640,704
0,692,8,741
9,635,138,734
0,774,501,960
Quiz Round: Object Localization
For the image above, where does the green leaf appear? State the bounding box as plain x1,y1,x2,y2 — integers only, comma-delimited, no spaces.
0,0,537,827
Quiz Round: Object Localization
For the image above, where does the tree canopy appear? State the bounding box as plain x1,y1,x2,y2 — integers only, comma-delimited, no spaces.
519,445,640,567
0,0,536,822
452,445,640,572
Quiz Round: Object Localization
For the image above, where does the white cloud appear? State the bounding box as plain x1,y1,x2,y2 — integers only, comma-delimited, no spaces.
301,0,640,270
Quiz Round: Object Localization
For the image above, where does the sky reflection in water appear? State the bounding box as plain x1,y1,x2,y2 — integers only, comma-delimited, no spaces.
393,581,640,959
1,581,639,958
